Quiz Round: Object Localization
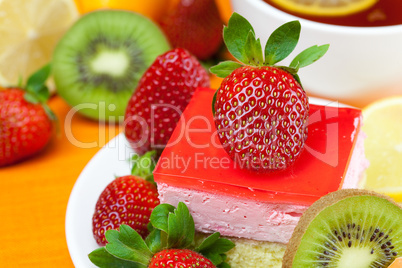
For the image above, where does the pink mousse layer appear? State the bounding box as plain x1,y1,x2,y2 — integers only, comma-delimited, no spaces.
157,130,368,244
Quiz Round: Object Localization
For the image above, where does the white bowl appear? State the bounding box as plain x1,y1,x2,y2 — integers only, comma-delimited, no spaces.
230,0,402,105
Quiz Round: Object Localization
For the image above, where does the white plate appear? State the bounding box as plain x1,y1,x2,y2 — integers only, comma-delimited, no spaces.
65,97,347,267
65,133,135,268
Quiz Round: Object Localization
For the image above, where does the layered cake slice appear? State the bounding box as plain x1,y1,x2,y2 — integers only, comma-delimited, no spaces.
153,87,368,266
154,87,367,241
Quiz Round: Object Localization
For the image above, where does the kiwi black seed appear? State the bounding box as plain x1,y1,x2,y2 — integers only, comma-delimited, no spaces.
283,189,402,268
52,10,170,122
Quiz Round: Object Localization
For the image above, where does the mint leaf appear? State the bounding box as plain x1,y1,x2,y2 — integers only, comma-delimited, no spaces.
290,44,329,69
105,225,152,265
244,31,263,65
167,202,195,248
265,21,301,65
150,203,175,233
210,61,243,78
88,247,145,268
223,12,255,64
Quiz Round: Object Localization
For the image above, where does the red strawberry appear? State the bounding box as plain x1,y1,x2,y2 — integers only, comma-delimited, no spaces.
92,174,159,246
149,249,215,268
211,14,328,170
0,65,54,167
124,48,210,155
89,203,235,268
214,66,309,170
159,0,223,60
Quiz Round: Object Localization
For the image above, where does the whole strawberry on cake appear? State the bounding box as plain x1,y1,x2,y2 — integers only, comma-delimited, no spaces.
154,13,369,267
210,14,328,171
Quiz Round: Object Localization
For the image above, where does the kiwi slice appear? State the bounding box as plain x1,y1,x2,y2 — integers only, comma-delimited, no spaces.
52,10,170,121
283,189,402,268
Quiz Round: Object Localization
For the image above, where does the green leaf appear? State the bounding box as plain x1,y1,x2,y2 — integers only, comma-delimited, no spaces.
265,21,301,65
30,85,50,103
150,203,175,233
42,103,57,121
203,252,224,266
88,247,146,268
291,73,303,88
210,61,243,78
167,202,195,248
212,90,218,116
26,64,51,102
198,236,235,256
24,92,40,104
196,232,220,252
277,66,299,75
290,44,329,69
196,233,235,267
145,229,164,254
244,31,263,65
26,64,50,87
104,225,152,265
223,12,255,64
17,75,23,88
218,262,231,268
203,238,235,254
130,151,157,183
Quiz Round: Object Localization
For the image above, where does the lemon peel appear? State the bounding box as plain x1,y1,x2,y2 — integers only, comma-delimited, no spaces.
269,0,378,17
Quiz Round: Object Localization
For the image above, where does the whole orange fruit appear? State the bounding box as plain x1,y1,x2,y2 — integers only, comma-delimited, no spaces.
74,0,170,21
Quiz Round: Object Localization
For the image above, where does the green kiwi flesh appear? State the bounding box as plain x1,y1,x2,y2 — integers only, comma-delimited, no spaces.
283,189,402,268
52,10,170,121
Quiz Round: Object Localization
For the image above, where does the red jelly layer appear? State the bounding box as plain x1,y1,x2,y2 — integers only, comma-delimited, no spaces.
153,87,363,205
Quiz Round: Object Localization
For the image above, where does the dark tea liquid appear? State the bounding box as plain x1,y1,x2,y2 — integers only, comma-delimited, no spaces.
263,0,402,27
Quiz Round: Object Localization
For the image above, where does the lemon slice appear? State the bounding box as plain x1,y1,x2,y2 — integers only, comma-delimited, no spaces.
0,0,78,86
269,0,378,16
362,96,402,202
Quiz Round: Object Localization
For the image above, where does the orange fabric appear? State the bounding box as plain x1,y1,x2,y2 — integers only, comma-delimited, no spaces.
389,258,402,268
0,96,122,266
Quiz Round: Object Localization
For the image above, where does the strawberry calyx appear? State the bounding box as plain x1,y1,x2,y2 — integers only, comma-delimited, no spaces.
22,63,56,120
89,202,235,267
130,150,157,185
210,12,329,114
